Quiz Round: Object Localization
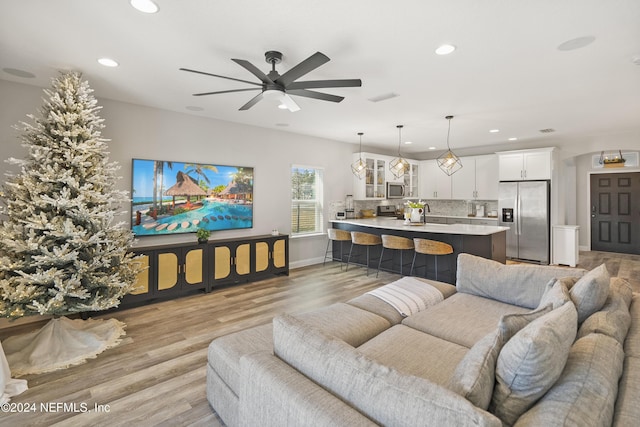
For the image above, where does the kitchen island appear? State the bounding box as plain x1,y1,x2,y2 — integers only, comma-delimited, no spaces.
329,218,508,283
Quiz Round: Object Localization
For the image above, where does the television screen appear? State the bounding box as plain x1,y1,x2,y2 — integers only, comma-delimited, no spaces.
131,159,253,236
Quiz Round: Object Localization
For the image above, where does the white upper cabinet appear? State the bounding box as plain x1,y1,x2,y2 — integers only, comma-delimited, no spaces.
451,155,499,200
419,160,451,199
474,155,500,199
402,162,419,198
498,148,554,181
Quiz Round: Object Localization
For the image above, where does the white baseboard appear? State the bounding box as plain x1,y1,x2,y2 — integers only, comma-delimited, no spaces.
579,245,590,252
290,257,324,270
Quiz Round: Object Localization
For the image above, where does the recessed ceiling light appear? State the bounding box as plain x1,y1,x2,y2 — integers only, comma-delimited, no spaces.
557,36,595,51
130,0,159,13
428,147,436,150
186,106,204,112
489,129,500,133
508,137,518,141
2,67,35,78
97,58,119,67
404,141,413,145
277,104,288,110
435,44,456,55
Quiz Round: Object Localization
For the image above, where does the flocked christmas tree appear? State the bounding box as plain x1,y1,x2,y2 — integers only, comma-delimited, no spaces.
0,71,141,319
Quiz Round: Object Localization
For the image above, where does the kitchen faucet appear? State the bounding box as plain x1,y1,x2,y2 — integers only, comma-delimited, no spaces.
422,203,430,223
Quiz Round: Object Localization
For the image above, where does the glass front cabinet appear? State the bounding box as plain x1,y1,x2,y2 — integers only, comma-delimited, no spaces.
353,153,388,200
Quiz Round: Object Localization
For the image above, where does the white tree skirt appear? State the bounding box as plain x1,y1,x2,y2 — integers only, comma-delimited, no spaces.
1,341,28,404
2,316,126,377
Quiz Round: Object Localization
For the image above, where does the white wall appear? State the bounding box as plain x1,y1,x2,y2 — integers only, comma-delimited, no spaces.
0,79,355,268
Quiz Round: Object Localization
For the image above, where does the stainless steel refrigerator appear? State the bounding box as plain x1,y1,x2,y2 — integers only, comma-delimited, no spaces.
498,181,550,264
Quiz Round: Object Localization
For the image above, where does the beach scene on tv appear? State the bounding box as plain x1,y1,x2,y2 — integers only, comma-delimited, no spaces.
131,159,253,236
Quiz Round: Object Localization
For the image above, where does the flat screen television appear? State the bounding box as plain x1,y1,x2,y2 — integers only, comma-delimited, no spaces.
131,158,253,236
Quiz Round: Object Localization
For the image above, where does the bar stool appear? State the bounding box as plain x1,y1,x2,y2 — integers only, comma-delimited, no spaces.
377,235,415,277
410,238,454,281
323,228,352,269
346,231,382,276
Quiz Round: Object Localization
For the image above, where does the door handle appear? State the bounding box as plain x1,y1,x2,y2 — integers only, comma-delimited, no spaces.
591,214,596,218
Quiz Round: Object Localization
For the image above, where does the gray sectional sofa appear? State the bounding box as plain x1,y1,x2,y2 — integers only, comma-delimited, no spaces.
206,253,640,426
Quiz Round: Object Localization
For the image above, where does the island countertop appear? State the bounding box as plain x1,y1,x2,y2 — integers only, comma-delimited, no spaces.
329,218,509,236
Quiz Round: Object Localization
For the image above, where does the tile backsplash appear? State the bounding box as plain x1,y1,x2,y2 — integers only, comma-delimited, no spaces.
351,199,498,218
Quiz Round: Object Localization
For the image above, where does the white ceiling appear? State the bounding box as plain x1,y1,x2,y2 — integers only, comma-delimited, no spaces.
1,0,639,157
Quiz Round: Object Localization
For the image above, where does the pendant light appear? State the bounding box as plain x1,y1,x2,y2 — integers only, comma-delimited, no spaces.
390,125,410,179
351,132,366,179
437,115,463,176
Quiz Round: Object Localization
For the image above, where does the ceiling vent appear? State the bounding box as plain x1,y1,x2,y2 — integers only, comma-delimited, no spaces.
368,92,399,103
539,128,556,133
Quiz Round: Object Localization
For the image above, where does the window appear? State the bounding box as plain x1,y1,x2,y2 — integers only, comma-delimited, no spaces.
291,165,324,235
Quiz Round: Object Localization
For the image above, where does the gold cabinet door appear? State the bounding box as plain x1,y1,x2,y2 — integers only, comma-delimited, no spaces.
273,239,286,268
215,246,231,280
235,243,250,275
184,248,203,285
255,242,269,272
130,254,150,295
157,252,179,290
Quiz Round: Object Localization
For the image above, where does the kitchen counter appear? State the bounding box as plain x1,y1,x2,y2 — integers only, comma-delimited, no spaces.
329,218,507,283
330,218,507,235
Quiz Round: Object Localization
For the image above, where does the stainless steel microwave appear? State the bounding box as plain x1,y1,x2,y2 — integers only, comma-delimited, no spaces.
386,182,405,198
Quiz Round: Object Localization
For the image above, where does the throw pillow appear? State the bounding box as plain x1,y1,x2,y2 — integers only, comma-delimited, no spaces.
490,301,578,426
569,264,610,323
447,305,551,409
577,279,633,345
537,279,571,310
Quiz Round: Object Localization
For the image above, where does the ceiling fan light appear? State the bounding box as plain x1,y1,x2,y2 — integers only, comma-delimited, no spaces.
263,89,284,100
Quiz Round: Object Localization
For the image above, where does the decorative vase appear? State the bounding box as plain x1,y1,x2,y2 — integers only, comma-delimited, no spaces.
410,208,423,223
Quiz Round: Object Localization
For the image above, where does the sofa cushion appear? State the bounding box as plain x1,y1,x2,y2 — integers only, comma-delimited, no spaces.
578,278,633,345
295,302,391,347
515,333,624,427
456,253,585,309
614,356,640,426
208,323,273,395
207,302,389,398
491,301,578,426
537,278,572,310
272,313,502,427
569,263,610,323
402,293,530,348
357,324,468,385
348,278,456,325
626,294,640,357
447,305,552,410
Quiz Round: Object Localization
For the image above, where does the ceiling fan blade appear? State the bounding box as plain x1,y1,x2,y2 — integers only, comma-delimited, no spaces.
179,67,262,87
276,52,330,86
231,59,274,84
286,79,362,90
280,94,300,112
239,92,264,111
287,89,344,103
193,88,261,97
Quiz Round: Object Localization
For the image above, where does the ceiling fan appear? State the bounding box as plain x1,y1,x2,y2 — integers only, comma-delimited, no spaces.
180,51,362,112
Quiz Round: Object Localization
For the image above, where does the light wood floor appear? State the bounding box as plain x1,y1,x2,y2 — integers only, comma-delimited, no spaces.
0,262,401,427
2,250,638,426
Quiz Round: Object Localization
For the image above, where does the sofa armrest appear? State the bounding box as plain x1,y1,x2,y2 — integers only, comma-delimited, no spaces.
239,351,377,427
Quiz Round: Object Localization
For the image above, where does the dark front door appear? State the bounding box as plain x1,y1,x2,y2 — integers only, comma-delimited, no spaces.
590,172,640,254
